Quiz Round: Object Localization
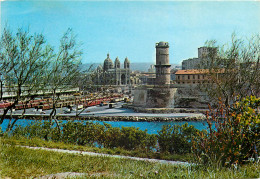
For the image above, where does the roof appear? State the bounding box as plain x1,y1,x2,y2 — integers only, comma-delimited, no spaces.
175,69,224,75
124,57,130,63
104,53,113,64
115,57,120,63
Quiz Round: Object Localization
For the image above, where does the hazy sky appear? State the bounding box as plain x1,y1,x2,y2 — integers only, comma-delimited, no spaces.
1,1,260,65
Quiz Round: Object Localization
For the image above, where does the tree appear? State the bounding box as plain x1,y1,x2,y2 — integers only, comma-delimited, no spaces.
44,28,82,131
192,96,260,166
0,27,51,129
200,33,260,106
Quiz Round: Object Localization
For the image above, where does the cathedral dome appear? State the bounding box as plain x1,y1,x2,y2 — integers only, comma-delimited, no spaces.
104,53,114,71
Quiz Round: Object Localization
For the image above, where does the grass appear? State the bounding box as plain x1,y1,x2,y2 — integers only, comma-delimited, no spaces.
0,137,260,178
1,136,193,162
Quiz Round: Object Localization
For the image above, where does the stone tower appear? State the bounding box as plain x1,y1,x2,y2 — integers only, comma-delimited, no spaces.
155,42,171,85
133,41,177,108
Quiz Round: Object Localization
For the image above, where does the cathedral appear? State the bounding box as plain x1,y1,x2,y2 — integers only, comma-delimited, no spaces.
95,54,131,86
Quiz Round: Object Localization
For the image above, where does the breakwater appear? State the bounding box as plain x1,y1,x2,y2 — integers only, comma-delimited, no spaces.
123,104,208,114
4,113,206,122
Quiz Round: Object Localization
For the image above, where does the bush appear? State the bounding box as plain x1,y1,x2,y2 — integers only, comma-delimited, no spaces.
61,121,97,146
10,120,157,152
158,123,198,154
0,126,3,137
9,120,197,155
119,126,157,151
192,96,260,166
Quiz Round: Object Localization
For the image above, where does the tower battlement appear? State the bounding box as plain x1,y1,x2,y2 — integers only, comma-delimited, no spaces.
156,42,169,48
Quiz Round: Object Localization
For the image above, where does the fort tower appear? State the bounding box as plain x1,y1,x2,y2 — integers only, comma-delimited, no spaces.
155,42,171,85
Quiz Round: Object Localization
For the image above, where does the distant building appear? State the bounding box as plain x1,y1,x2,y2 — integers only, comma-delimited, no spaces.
175,69,208,84
175,69,224,84
182,58,200,70
148,65,155,73
182,47,217,70
198,47,212,59
95,53,131,86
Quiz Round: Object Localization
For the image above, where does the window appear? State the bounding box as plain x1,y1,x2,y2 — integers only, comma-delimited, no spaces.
193,75,195,79
188,75,190,79
198,75,200,79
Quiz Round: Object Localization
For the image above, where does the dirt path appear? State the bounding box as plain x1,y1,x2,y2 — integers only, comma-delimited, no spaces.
20,145,190,166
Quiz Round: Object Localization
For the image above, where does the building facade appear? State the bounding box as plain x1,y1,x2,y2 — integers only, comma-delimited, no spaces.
95,54,131,86
182,47,217,70
182,58,200,70
175,69,208,84
175,69,224,84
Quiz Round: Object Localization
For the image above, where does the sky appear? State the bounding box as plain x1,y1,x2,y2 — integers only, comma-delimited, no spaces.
1,1,260,65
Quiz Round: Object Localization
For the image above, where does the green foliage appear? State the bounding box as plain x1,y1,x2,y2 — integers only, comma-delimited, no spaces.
119,126,157,151
192,96,260,166
10,120,197,155
11,121,157,152
201,34,260,107
158,123,198,154
0,126,3,137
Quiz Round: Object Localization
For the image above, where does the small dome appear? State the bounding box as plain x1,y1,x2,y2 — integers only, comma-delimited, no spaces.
124,57,130,63
124,57,130,69
115,57,120,63
115,57,120,68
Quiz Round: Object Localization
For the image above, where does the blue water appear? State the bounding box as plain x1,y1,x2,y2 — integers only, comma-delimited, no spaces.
1,119,209,134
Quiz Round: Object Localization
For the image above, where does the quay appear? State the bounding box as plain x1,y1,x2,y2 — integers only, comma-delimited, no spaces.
3,101,206,122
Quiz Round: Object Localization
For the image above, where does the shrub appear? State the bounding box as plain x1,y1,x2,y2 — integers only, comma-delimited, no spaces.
9,120,196,155
0,126,3,137
119,126,156,151
158,123,198,154
102,124,122,148
9,120,157,152
192,96,260,166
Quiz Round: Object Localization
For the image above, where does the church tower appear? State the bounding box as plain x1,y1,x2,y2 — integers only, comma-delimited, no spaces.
155,42,171,85
124,57,130,69
114,57,120,69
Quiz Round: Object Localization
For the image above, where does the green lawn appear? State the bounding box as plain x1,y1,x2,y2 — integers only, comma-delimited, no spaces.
1,136,193,162
0,137,259,178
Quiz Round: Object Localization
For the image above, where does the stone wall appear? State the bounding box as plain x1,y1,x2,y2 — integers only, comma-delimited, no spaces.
6,114,206,122
133,86,177,108
133,84,209,109
173,85,209,108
